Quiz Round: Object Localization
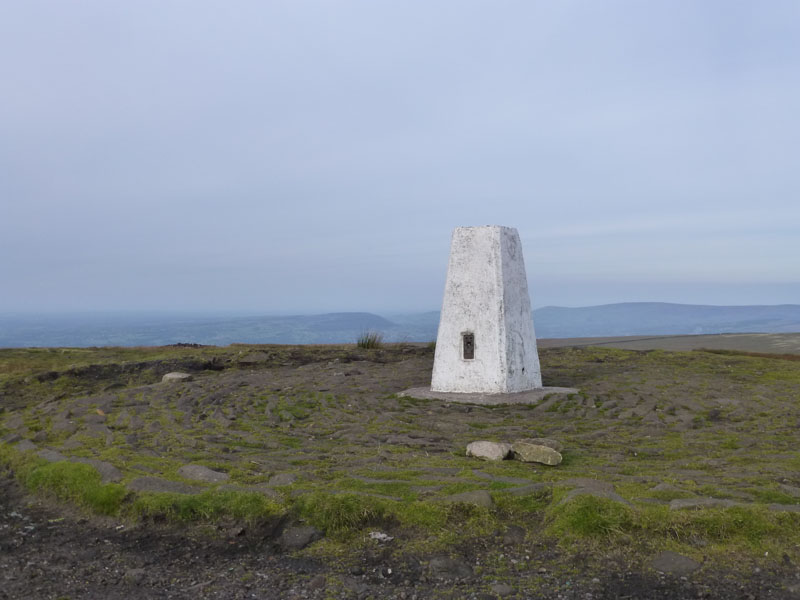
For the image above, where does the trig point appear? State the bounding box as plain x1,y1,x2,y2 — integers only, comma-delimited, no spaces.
431,225,542,393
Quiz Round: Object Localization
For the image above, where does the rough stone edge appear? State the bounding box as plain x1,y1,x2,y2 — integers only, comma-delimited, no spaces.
399,387,578,406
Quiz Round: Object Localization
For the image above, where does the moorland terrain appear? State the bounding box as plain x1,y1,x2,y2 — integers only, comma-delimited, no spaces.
2,335,800,599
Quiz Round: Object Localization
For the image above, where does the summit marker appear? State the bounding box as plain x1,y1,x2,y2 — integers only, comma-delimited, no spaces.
431,225,542,393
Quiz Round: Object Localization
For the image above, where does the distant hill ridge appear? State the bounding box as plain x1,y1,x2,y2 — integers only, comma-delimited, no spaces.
1,303,799,347
533,302,800,338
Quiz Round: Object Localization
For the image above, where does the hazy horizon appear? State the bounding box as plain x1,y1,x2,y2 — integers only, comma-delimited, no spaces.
2,1,798,313
3,299,800,321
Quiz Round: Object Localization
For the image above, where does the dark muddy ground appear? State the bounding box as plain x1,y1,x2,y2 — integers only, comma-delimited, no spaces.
3,470,799,600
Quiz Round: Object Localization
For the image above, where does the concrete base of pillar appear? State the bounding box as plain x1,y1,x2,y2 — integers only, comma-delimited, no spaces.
399,386,579,406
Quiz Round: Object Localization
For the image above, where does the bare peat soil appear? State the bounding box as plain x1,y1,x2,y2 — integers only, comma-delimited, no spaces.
2,469,797,600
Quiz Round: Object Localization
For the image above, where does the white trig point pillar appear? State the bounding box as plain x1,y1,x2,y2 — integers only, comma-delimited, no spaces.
431,225,542,393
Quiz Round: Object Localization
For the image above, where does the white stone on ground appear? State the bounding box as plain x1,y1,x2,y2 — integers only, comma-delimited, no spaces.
162,372,193,383
466,441,512,461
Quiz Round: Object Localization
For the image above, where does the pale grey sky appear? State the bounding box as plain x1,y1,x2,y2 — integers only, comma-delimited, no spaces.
2,1,799,313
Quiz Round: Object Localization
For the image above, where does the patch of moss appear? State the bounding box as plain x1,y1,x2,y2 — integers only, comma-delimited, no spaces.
129,490,283,523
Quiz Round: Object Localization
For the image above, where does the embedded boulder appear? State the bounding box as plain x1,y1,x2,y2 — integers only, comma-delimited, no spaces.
466,441,512,461
278,525,323,551
512,440,563,466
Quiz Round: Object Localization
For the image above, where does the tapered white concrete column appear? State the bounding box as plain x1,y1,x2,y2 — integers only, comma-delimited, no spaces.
431,226,542,393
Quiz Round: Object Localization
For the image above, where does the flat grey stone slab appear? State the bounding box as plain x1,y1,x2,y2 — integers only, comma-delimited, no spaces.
768,503,800,512
268,473,298,487
441,490,494,508
127,477,204,495
669,497,741,510
73,458,123,483
15,439,37,451
505,483,552,497
399,387,578,406
37,449,67,462
177,464,230,483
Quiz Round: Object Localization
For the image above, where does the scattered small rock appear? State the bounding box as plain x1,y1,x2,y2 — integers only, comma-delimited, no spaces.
511,440,562,465
466,441,512,461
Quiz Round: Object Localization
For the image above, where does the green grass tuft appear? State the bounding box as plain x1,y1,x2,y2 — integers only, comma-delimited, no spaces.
23,461,126,516
547,495,635,538
293,492,390,531
356,331,384,349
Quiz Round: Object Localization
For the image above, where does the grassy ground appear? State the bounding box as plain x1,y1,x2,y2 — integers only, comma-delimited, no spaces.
2,341,800,589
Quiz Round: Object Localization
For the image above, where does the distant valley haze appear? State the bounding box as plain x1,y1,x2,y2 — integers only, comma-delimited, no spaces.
2,303,800,348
